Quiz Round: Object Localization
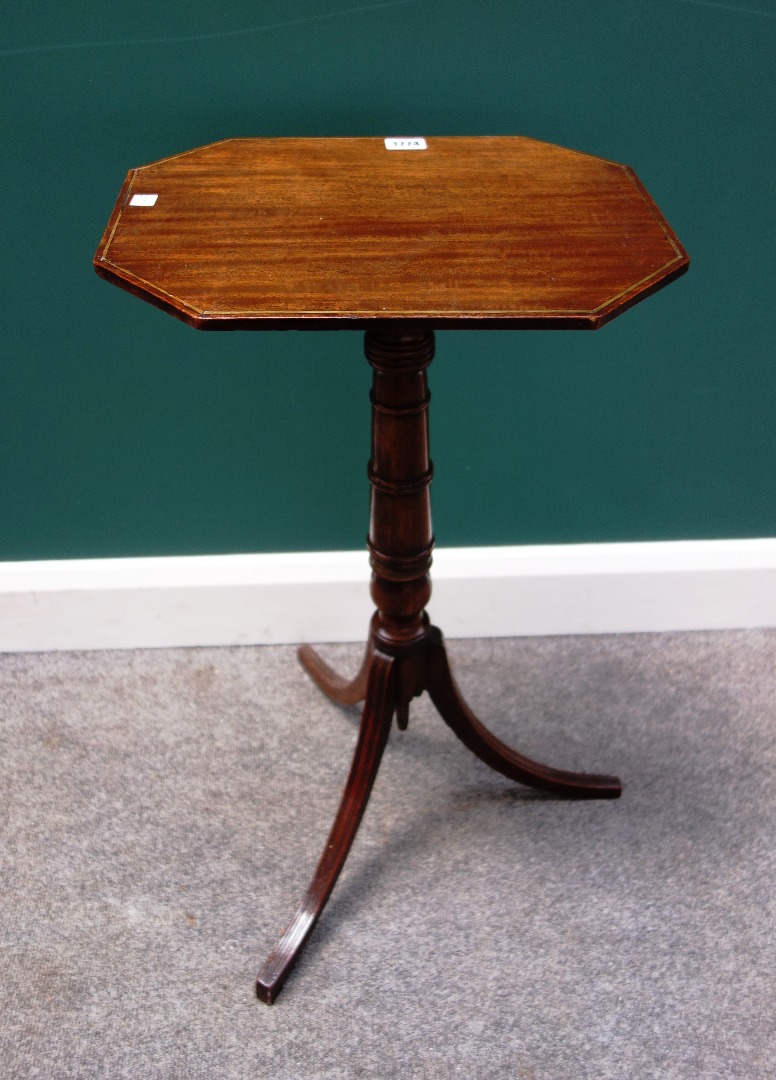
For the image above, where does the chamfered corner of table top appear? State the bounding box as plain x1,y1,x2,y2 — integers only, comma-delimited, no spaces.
94,135,689,331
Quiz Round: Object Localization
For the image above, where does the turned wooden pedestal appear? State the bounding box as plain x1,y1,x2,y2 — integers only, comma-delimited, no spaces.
94,136,689,1004
256,326,622,1003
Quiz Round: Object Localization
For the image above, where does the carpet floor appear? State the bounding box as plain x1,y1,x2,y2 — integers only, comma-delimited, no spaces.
1,630,774,1078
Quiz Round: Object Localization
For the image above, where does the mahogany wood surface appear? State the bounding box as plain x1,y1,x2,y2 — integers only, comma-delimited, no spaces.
297,640,372,707
257,329,621,1003
94,136,688,330
93,138,688,1005
256,649,396,1006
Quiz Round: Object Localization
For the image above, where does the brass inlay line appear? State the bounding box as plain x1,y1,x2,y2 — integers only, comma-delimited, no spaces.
97,257,205,315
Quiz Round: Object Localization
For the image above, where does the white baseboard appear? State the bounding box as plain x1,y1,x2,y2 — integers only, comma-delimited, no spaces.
1,539,774,653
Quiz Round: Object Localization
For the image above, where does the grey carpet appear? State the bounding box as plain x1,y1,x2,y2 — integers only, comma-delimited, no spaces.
1,631,774,1079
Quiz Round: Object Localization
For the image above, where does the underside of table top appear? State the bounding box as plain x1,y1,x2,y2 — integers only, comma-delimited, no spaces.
94,136,688,330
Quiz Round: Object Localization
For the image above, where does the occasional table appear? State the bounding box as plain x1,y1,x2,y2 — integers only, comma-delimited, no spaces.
94,136,689,1003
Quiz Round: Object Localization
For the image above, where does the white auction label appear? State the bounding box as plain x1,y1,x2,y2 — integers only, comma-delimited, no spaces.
129,193,158,206
384,137,427,151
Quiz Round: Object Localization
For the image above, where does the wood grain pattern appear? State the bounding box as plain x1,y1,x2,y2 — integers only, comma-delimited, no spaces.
94,136,689,330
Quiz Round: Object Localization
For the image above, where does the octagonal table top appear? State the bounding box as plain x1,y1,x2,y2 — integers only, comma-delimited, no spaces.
94,136,689,331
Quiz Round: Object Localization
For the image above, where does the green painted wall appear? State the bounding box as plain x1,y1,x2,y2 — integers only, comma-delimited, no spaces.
1,1,774,560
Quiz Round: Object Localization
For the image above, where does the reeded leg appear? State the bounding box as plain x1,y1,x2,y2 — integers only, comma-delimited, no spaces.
426,626,622,799
256,650,397,1004
297,640,373,707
